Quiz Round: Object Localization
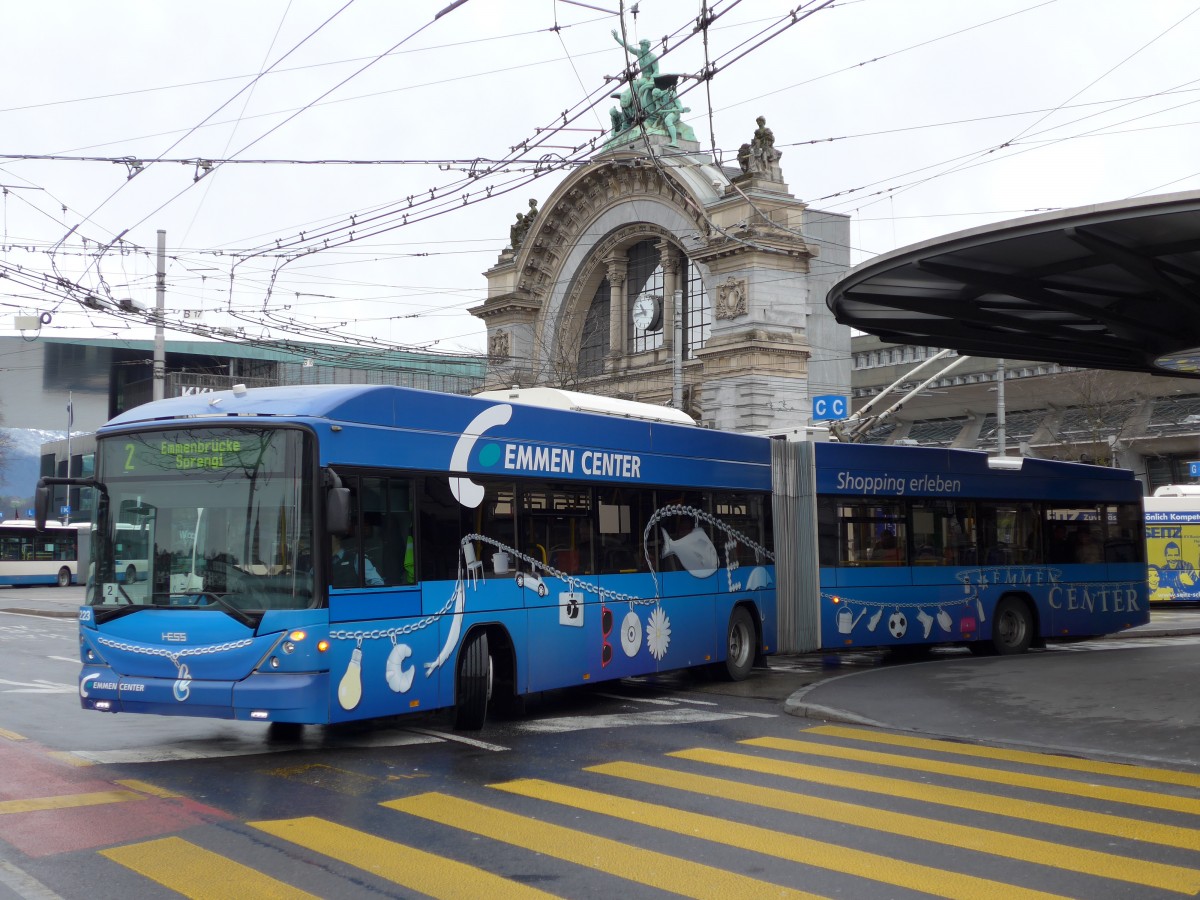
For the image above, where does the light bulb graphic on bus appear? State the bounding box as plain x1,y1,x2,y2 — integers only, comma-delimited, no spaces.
338,646,363,710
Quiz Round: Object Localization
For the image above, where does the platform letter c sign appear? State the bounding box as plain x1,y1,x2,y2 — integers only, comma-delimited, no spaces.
449,404,512,508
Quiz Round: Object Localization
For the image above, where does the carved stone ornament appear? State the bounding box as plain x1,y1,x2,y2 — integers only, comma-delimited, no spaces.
715,277,748,320
488,329,511,359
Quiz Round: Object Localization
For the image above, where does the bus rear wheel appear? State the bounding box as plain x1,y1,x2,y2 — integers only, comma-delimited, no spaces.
991,597,1033,655
56,567,71,588
722,606,756,681
453,631,492,730
125,565,137,584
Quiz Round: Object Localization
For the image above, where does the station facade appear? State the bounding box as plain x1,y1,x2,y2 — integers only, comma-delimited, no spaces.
471,123,851,434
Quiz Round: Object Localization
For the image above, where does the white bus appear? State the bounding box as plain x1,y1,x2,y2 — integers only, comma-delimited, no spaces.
0,520,89,587
113,521,151,585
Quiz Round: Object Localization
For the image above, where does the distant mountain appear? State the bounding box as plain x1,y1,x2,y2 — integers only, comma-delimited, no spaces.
0,428,57,503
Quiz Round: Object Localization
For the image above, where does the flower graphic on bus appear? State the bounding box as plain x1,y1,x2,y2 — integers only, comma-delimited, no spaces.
646,606,671,660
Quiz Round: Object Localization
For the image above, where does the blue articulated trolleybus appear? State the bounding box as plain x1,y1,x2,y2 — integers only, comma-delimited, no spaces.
791,440,1149,653
40,384,1148,732
41,384,776,730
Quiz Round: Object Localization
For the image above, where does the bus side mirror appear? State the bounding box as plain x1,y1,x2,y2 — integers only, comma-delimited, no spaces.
34,482,51,531
326,487,351,535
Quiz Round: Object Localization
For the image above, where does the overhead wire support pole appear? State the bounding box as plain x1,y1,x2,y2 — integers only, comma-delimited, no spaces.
153,229,166,402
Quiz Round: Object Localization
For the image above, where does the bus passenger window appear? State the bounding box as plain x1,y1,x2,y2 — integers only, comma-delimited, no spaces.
477,481,516,578
656,491,709,574
713,492,770,568
835,499,906,566
519,484,592,576
596,487,653,574
419,478,467,582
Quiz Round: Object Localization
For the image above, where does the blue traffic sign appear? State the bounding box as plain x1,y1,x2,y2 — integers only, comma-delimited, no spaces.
1188,461,1200,478
59,505,71,516
812,395,849,421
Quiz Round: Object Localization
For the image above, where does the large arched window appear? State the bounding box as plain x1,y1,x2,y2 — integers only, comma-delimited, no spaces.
578,279,610,378
574,236,711,376
628,240,664,354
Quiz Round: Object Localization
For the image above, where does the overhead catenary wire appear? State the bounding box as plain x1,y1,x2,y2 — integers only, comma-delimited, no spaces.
9,4,1200,367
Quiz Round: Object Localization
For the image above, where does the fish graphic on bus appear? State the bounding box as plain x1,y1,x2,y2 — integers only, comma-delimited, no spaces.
661,526,719,578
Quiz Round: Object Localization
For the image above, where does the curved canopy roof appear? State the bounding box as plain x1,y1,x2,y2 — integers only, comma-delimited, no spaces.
827,191,1200,377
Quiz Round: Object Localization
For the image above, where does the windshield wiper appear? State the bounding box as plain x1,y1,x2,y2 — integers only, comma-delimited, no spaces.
183,591,260,629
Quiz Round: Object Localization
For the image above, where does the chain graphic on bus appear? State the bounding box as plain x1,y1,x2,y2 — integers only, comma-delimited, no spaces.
328,504,775,708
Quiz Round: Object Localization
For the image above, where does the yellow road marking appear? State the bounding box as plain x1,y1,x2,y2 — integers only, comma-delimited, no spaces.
494,778,1077,900
45,751,92,767
102,836,318,900
588,761,1200,895
671,748,1200,850
745,736,1200,816
385,791,827,900
0,790,142,814
0,727,26,742
115,779,180,799
251,817,558,900
807,725,1200,789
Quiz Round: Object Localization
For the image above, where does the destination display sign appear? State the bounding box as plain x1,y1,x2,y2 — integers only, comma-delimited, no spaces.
101,428,282,479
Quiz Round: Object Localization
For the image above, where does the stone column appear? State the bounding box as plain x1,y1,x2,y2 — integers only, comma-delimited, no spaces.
658,240,682,354
606,254,628,362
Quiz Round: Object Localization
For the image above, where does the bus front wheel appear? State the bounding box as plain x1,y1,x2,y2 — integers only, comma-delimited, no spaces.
125,565,137,584
56,567,71,588
453,631,492,731
991,597,1033,655
722,606,756,681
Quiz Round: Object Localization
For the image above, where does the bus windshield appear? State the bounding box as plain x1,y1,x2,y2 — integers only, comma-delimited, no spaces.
91,426,314,617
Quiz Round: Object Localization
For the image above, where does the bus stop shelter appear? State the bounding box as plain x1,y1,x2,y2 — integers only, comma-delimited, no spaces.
826,191,1200,378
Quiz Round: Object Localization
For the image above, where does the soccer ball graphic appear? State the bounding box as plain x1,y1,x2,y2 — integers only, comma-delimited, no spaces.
887,611,908,639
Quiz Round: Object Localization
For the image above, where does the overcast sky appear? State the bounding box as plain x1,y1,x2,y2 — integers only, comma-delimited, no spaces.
2,0,1197,360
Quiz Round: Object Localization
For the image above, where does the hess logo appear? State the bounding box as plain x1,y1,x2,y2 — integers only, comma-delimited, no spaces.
448,404,512,508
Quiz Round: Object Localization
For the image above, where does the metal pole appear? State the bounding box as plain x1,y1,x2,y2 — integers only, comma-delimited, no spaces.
672,288,683,411
996,359,1007,455
153,229,166,401
64,392,72,524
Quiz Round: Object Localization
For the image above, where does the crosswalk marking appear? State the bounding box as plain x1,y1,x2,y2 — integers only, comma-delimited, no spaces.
250,817,557,899
492,777,1075,900
807,724,1200,789
384,791,828,900
94,728,1200,899
114,779,181,799
0,789,143,815
101,836,319,900
510,708,746,734
744,735,1200,815
585,761,1200,894
670,747,1200,850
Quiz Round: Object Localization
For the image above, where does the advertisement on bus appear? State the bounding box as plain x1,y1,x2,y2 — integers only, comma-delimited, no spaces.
1144,488,1200,603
